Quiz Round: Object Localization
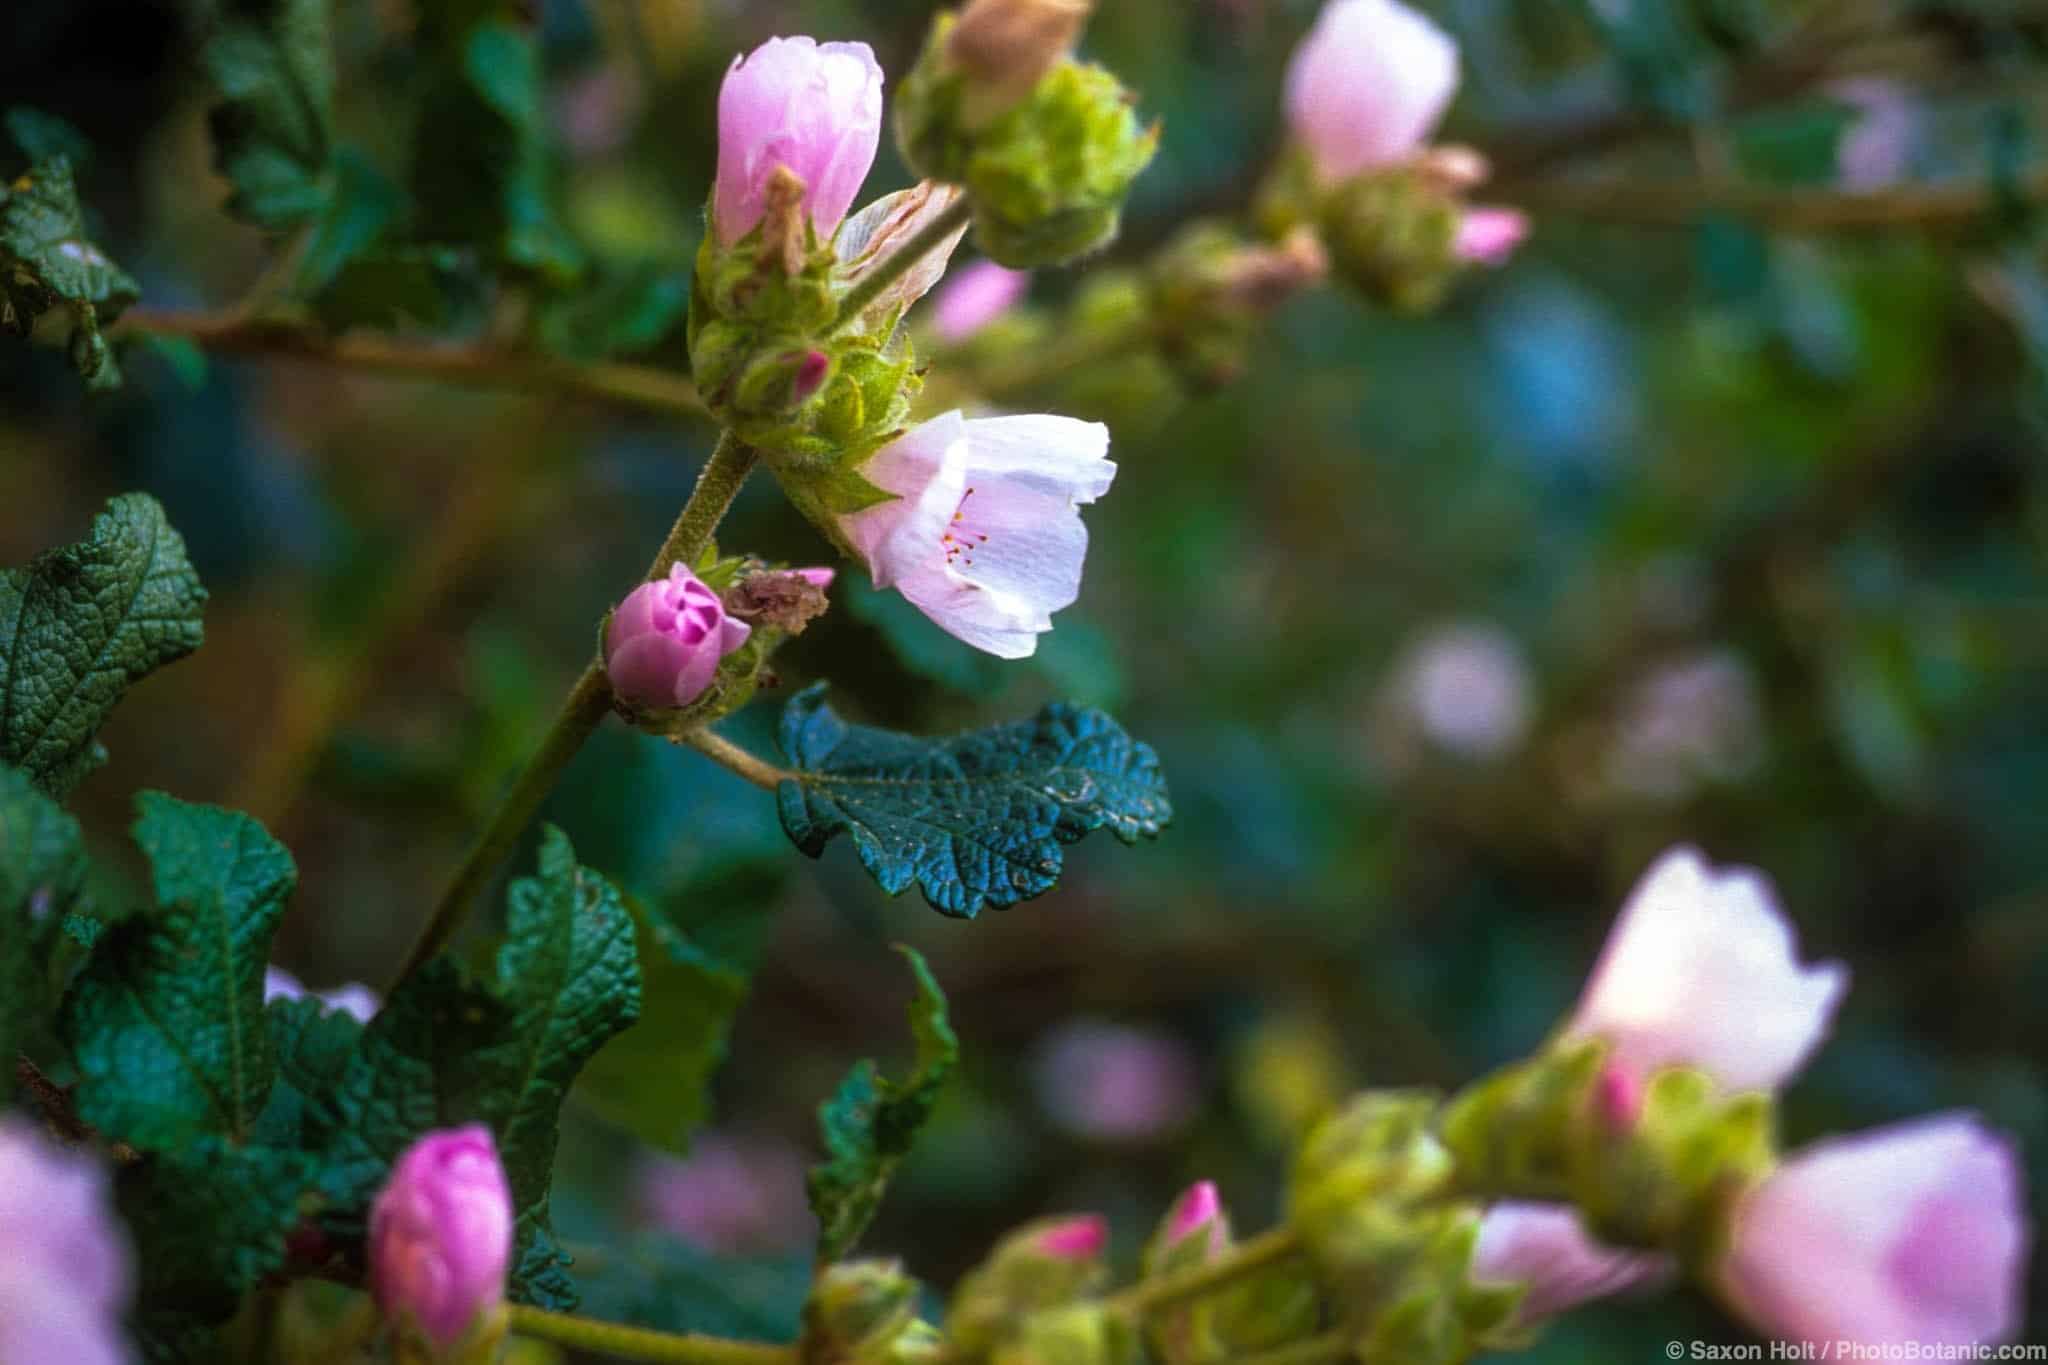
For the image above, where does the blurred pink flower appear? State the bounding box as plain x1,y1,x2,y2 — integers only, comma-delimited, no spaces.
633,1134,815,1255
1607,651,1764,801
1284,0,1459,182
713,36,884,245
1394,622,1534,760
1032,1019,1201,1143
1720,1115,2028,1351
1833,78,1915,191
0,1120,133,1365
1470,1202,1672,1324
1454,207,1529,266
930,261,1031,341
1035,1213,1109,1260
370,1125,513,1350
1565,846,1848,1094
1162,1180,1228,1255
265,964,379,1023
840,411,1115,659
604,564,753,708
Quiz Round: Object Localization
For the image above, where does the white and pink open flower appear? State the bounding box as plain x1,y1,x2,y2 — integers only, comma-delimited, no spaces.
840,411,1115,659
1720,1114,2027,1351
1564,846,1848,1095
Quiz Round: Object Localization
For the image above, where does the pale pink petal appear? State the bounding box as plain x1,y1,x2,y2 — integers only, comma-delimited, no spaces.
1454,207,1529,266
930,260,1032,341
1471,1202,1673,1324
713,37,884,244
1284,0,1459,182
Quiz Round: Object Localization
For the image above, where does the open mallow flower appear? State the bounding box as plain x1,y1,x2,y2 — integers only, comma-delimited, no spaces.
1564,845,1848,1094
605,564,753,709
714,36,885,246
1470,1201,1671,1326
1719,1114,2027,1351
840,411,1115,659
1284,0,1460,183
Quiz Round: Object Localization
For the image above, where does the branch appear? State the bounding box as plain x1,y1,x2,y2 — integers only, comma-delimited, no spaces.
506,1306,796,1365
113,309,708,419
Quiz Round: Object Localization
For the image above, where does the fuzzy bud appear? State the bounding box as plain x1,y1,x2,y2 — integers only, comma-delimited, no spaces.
948,0,1093,127
991,1305,1139,1365
604,564,753,710
947,1215,1108,1356
802,1260,920,1365
1143,1183,1232,1365
369,1125,513,1352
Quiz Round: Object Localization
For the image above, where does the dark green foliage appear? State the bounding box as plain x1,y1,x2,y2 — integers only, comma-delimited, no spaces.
117,1138,320,1318
0,495,207,797
576,892,748,1155
0,152,139,386
808,946,958,1261
0,763,84,1061
775,684,1172,917
200,0,335,228
63,794,295,1147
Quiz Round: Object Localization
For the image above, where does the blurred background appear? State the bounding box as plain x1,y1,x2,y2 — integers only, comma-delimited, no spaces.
3,0,2045,1357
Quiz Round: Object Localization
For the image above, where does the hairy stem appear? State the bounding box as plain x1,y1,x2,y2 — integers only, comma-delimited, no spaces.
1231,1330,1350,1365
389,435,760,991
507,1307,796,1365
114,310,708,419
680,728,794,790
1105,1226,1305,1317
826,197,974,338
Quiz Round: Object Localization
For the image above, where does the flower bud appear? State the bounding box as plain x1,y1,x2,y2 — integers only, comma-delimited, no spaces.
714,37,885,247
1143,1183,1231,1365
1453,207,1528,266
930,260,1031,341
948,0,1092,127
948,1215,1108,1356
1717,1115,2026,1353
604,564,753,710
369,1124,514,1352
1317,169,1465,313
991,1304,1139,1365
803,1260,921,1363
0,1119,133,1365
1284,0,1459,184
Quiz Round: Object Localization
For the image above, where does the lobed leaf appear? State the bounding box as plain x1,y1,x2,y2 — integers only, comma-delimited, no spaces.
808,945,958,1261
0,494,208,797
62,794,296,1147
775,684,1171,917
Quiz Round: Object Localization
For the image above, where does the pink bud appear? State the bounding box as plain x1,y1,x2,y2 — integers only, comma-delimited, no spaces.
1593,1063,1645,1133
1284,0,1459,183
1163,1181,1228,1256
930,261,1031,341
1035,1214,1108,1261
713,36,884,246
370,1126,513,1350
0,1120,132,1365
1454,207,1529,266
1471,1202,1672,1324
795,567,837,590
1720,1115,2027,1351
605,564,754,709
791,349,832,405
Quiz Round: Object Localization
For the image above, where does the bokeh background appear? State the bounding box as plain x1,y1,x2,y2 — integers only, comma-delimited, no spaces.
4,0,2045,1357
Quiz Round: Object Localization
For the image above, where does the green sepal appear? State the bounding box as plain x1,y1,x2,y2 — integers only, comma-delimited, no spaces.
898,28,1158,269
801,1260,922,1365
1436,1039,1605,1204
947,1218,1108,1359
808,945,959,1262
1317,167,1464,314
990,1305,1142,1365
1288,1091,1457,1285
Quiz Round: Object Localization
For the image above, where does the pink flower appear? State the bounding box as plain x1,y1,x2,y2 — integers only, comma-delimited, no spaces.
1163,1181,1228,1255
632,1134,815,1254
370,1125,514,1351
0,1120,133,1365
1035,1214,1109,1261
1394,622,1533,760
1032,1020,1201,1143
1564,846,1847,1094
1454,207,1529,266
604,564,753,708
1720,1115,2028,1350
713,36,884,246
930,261,1031,341
795,567,837,590
1284,0,1459,183
1470,1202,1671,1324
265,964,379,1023
839,411,1115,659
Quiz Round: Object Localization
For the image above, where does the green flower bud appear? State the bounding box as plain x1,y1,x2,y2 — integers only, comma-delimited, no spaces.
991,1306,1140,1365
1149,222,1326,390
1437,1041,1605,1205
1291,1092,1455,1254
947,1217,1108,1358
1316,167,1467,314
802,1261,920,1365
896,13,1158,268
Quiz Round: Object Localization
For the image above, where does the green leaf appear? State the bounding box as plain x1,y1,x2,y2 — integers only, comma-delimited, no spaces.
0,763,85,1061
775,684,1172,917
62,793,295,1147
294,147,402,293
5,107,92,167
537,261,692,362
0,493,208,797
575,893,747,1155
249,995,364,1166
577,1237,812,1341
0,155,140,387
808,945,958,1261
200,0,335,228
117,1137,319,1320
305,828,640,1307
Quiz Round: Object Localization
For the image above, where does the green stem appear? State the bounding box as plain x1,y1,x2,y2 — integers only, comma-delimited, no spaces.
680,728,794,790
826,197,974,338
1231,1330,1350,1365
389,434,761,991
1104,1226,1305,1318
507,1306,795,1365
